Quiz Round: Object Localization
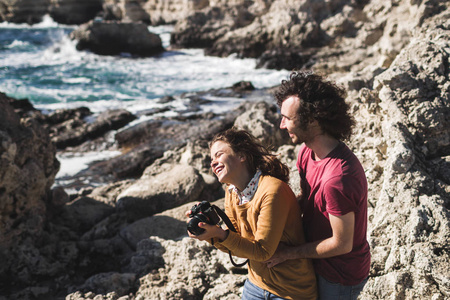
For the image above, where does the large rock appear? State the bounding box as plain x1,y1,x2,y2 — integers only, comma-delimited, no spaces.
70,20,164,56
0,94,60,247
0,93,60,290
116,164,206,219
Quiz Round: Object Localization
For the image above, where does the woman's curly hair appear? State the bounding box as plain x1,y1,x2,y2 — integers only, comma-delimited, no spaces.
275,71,355,141
210,127,290,183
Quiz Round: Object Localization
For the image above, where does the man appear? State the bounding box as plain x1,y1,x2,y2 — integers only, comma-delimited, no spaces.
266,71,370,299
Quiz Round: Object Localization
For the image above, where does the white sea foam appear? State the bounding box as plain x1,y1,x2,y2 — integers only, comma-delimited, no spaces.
62,77,92,84
5,39,29,48
56,151,117,178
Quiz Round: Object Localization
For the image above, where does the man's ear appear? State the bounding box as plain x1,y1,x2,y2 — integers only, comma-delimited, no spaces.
239,154,246,162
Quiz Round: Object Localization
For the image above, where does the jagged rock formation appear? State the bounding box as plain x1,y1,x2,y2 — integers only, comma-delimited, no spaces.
354,16,450,298
0,0,103,24
0,0,49,24
49,0,103,24
0,93,60,293
0,0,449,299
143,0,209,25
102,0,151,23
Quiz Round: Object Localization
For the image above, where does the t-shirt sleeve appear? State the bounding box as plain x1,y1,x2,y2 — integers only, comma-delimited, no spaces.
323,176,359,216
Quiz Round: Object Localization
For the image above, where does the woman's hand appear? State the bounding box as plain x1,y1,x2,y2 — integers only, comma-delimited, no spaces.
185,212,229,242
187,222,228,241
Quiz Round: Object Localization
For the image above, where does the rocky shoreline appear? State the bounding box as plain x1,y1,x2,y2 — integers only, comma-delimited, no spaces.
1,0,449,299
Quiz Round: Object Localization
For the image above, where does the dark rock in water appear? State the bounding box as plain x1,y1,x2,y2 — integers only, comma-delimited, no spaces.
87,109,137,139
45,106,92,125
232,81,255,92
70,20,164,57
157,95,175,104
45,108,136,149
115,119,164,150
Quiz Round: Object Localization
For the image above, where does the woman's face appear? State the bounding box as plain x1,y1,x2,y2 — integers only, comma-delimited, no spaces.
210,140,245,185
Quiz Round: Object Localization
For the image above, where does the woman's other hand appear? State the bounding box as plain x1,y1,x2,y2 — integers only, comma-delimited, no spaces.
187,222,229,241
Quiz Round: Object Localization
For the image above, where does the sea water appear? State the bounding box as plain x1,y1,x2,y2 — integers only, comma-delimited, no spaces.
0,15,290,187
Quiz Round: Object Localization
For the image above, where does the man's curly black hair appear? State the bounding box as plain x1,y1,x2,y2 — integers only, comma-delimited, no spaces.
275,71,355,141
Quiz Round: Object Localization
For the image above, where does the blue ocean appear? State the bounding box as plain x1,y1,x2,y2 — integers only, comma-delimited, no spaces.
0,16,289,113
0,16,289,187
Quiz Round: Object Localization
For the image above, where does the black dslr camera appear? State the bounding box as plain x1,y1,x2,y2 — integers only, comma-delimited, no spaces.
187,201,221,236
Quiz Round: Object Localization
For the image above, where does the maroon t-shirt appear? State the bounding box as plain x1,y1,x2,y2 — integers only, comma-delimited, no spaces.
297,142,371,285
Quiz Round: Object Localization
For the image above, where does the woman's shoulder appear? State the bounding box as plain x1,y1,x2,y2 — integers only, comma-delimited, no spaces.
259,175,293,194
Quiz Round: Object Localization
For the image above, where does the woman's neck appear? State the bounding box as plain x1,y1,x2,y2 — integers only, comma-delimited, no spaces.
233,168,253,192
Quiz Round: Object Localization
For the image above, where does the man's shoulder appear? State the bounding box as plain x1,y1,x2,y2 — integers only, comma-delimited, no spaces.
297,143,310,160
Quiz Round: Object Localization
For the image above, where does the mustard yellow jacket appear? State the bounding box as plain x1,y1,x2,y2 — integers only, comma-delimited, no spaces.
214,175,317,300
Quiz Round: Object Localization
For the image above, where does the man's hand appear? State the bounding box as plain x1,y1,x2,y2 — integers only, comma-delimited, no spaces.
265,243,292,268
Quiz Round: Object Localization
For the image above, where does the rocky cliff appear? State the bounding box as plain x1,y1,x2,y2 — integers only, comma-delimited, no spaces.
0,0,449,299
0,0,102,24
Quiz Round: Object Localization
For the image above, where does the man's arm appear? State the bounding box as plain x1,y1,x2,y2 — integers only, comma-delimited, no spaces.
265,212,355,267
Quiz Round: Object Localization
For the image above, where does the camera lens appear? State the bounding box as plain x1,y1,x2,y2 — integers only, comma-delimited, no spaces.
187,214,208,235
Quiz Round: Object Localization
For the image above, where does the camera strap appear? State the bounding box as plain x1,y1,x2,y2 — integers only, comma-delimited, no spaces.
211,205,249,268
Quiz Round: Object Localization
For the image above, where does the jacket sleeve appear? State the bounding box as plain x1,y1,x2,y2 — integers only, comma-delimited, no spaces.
215,180,293,262
209,189,240,253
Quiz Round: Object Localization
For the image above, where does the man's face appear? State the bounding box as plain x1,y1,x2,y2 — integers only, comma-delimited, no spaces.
280,96,312,144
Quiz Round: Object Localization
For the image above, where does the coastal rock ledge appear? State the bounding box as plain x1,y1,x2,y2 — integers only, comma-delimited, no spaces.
1,57,450,299
0,0,449,300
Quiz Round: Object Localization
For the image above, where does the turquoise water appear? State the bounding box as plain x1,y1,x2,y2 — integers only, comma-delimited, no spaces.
0,16,289,115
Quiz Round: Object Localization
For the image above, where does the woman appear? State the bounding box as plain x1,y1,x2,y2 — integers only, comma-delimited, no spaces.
187,128,317,300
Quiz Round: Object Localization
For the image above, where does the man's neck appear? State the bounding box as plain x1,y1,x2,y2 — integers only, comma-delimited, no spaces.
305,135,340,161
